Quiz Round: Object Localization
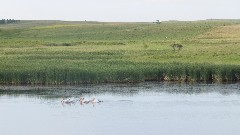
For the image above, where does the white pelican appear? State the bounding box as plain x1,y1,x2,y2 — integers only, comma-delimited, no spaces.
61,98,75,104
90,98,103,103
80,97,90,104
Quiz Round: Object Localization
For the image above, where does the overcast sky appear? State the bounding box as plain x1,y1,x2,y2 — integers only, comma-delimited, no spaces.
1,0,239,22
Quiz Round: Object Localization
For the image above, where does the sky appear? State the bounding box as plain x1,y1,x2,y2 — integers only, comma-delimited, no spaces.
1,0,239,22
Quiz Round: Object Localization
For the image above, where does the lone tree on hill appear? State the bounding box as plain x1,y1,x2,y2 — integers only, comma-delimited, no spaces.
170,43,183,51
156,20,161,24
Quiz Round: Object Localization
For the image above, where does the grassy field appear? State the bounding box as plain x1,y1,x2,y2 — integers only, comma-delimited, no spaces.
0,20,240,84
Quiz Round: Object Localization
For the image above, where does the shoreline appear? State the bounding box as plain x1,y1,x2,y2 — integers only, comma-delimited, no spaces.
0,80,239,88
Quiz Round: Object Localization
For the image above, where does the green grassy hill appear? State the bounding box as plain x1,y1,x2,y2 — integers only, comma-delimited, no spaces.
0,20,240,84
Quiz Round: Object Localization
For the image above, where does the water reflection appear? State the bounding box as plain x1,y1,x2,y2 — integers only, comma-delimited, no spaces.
0,82,239,99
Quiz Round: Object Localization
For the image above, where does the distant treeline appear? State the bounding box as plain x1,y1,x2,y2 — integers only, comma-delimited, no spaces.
0,19,20,24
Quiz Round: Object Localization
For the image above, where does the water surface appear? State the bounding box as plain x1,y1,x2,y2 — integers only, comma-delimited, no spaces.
0,83,240,135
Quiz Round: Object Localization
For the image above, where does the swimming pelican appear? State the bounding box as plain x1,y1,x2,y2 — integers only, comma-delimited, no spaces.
61,98,75,104
90,98,103,103
80,97,90,104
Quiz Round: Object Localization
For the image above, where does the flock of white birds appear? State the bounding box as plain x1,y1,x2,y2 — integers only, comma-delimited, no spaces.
61,97,103,104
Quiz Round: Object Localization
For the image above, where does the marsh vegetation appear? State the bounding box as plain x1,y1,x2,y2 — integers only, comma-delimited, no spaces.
0,20,240,84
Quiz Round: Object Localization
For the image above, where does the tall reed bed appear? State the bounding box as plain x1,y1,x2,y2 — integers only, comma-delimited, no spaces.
0,63,239,85
1,20,240,85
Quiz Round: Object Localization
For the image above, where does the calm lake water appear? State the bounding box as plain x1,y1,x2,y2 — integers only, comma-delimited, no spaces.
0,83,240,135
